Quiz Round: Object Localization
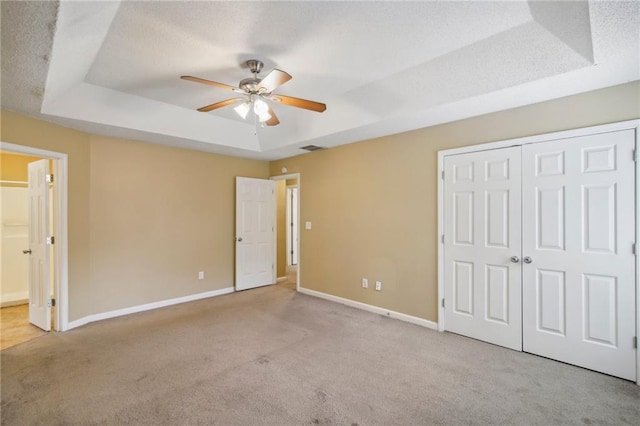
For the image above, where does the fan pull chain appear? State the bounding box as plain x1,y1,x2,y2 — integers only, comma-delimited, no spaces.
254,109,258,136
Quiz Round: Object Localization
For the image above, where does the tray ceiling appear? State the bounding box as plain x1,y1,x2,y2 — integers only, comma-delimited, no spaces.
1,1,638,160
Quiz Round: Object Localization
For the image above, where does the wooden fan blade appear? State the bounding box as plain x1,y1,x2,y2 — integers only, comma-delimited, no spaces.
181,75,241,92
257,69,292,93
270,94,326,113
265,106,280,126
197,98,242,112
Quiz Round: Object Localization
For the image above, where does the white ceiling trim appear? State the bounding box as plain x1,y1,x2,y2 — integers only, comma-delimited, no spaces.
42,1,121,107
42,82,261,151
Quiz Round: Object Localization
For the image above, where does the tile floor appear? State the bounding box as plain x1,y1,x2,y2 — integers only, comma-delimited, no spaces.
0,304,48,350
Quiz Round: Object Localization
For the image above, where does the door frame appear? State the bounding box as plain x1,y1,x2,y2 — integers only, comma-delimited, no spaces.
1,142,69,332
436,119,640,385
286,185,298,266
270,173,301,291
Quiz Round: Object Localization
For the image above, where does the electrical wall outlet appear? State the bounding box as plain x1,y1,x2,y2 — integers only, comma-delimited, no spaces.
198,271,205,280
362,278,368,288
375,281,382,291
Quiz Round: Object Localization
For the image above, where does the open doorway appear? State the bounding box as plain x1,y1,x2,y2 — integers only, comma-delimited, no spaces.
271,173,300,291
286,184,298,269
0,143,69,349
1,153,53,347
1,153,49,348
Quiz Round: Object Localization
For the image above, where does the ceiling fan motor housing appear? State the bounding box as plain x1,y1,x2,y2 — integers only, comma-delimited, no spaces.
239,77,263,94
240,60,265,93
246,59,264,75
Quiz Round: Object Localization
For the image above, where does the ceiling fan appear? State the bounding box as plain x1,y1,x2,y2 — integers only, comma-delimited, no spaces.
181,59,326,126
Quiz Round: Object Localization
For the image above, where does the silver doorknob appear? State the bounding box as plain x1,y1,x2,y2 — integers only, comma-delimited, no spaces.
237,237,243,242
510,256,520,263
22,249,31,254
523,256,533,264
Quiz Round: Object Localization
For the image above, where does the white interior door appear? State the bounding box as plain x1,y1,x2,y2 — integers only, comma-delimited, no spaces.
235,177,276,291
522,130,637,381
27,159,51,331
443,147,522,350
286,186,298,266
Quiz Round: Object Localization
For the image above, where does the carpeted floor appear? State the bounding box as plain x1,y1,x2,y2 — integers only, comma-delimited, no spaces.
1,285,639,425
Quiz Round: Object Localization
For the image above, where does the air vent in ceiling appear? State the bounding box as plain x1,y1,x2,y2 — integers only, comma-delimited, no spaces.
300,145,327,152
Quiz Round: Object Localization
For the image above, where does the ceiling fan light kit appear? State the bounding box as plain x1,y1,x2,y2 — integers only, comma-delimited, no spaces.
233,101,251,119
181,59,326,127
252,98,271,122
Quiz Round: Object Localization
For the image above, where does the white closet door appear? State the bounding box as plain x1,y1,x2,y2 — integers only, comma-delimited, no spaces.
444,147,522,351
522,130,636,381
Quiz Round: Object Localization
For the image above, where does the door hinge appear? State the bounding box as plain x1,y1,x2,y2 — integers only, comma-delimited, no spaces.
441,234,445,244
46,174,54,183
633,336,637,349
47,298,56,308
46,236,55,245
633,243,636,255
633,150,637,162
442,299,445,308
441,170,445,180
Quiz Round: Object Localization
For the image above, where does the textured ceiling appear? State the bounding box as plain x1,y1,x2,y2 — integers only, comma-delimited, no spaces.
1,1,639,160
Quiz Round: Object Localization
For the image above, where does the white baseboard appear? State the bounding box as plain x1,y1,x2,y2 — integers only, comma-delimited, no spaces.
1,298,28,308
1,291,29,306
66,287,235,331
276,276,287,283
298,287,438,330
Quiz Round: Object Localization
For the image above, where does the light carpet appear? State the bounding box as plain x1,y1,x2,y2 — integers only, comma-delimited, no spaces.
1,285,638,425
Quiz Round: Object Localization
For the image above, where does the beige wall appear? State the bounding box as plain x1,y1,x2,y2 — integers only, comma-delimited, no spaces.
1,152,43,183
270,81,640,322
89,136,268,313
1,110,92,320
1,81,638,324
1,110,270,321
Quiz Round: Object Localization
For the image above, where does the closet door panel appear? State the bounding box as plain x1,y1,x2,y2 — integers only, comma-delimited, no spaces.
522,130,636,381
444,147,522,351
